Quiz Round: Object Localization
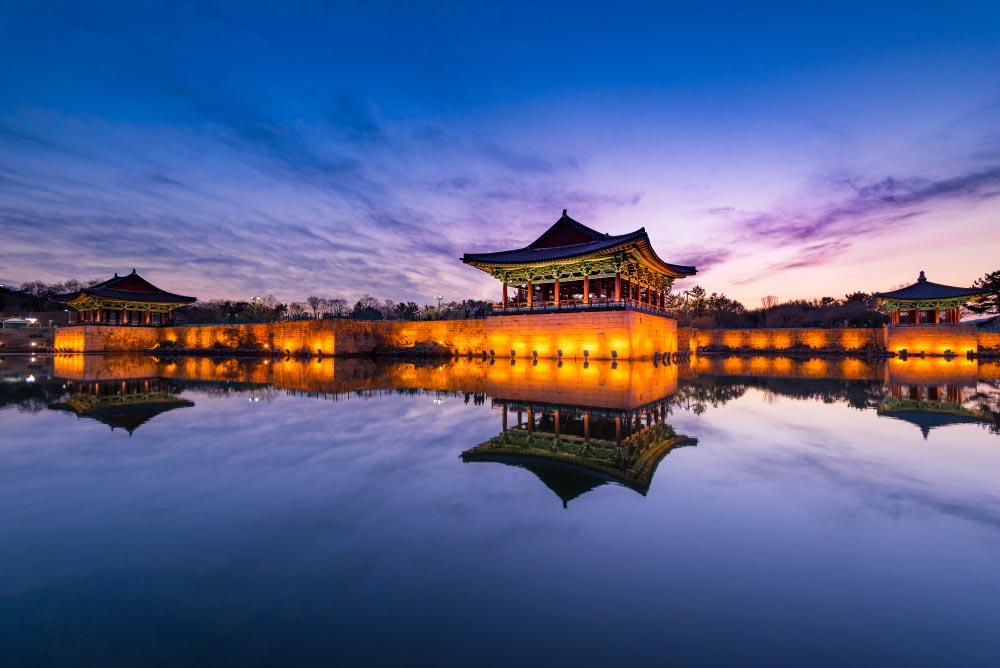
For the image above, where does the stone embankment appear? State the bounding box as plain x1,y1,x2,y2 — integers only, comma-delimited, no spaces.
53,318,1000,359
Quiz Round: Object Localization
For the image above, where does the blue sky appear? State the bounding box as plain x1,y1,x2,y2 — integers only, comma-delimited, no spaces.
1,1,998,305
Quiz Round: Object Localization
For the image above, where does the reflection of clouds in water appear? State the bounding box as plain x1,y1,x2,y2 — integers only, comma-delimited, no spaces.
681,386,1000,532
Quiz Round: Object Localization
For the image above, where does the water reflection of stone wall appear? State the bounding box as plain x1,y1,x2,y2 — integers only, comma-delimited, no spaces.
694,355,888,381
54,354,489,395
485,357,678,410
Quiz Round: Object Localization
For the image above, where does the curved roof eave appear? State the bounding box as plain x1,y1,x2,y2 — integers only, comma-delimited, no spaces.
462,227,696,277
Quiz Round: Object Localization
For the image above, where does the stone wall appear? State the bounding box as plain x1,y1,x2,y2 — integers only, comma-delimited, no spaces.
55,320,489,356
53,325,161,353
885,324,978,356
977,331,1000,354
696,327,887,353
676,327,698,357
486,310,677,361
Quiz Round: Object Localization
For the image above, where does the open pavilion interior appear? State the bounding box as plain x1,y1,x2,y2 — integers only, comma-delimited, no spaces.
462,210,696,315
53,270,196,326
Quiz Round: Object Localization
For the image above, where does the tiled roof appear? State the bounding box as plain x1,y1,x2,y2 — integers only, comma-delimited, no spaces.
53,270,196,304
875,271,986,300
462,211,696,276
464,228,646,264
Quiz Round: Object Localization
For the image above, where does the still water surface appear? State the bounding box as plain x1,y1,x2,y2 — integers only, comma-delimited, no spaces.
1,354,999,666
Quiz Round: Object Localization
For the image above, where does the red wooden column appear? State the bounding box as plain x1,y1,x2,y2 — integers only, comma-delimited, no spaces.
501,283,508,310
583,276,590,305
614,273,621,302
554,278,560,307
526,281,533,308
929,308,939,324
122,309,128,325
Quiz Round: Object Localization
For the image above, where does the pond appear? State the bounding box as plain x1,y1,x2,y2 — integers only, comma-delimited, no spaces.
1,354,999,666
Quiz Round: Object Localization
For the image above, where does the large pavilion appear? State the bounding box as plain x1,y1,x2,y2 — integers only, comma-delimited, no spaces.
462,210,696,314
54,270,196,325
875,271,987,325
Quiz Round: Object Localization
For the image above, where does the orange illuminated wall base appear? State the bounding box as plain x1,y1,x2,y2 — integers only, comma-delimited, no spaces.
886,324,978,357
485,309,677,361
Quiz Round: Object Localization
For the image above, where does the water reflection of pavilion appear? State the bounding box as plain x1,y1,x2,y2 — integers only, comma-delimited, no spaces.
49,377,194,435
878,382,994,439
462,397,696,507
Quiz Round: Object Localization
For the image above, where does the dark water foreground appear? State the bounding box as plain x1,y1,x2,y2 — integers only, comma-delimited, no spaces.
1,354,999,667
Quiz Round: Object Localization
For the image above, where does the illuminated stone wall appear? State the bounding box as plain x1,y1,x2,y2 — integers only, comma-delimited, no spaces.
677,327,698,357
885,324,977,356
54,325,161,353
696,327,887,353
55,320,489,356
977,331,1000,354
487,310,677,361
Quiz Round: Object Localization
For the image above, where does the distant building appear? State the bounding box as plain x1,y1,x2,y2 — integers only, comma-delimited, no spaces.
53,270,195,325
462,210,696,314
2,316,34,329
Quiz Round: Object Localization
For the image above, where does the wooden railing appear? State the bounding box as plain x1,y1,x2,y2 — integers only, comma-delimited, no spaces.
490,298,675,317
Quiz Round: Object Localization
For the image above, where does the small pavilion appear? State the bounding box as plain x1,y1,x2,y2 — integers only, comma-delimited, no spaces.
53,270,196,325
875,271,987,325
462,210,696,314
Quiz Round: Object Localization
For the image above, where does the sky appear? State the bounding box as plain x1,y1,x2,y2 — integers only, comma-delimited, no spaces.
1,0,999,307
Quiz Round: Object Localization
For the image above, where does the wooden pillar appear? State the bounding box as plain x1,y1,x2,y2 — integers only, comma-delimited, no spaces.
909,309,918,324
929,308,939,324
554,277,560,307
501,283,508,310
583,412,590,441
614,273,621,301
526,408,534,434
122,309,128,325
615,415,622,446
526,281,533,308
583,276,590,305
553,409,560,437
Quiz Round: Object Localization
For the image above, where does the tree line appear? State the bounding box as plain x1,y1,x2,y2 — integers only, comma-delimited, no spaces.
666,286,893,328
4,269,1000,325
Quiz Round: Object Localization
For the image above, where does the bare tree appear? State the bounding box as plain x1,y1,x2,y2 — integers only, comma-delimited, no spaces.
306,296,323,319
761,295,779,310
324,298,349,317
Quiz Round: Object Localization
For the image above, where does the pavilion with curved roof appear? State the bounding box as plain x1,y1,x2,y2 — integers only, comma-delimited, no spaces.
53,269,196,325
462,210,696,314
875,271,987,325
